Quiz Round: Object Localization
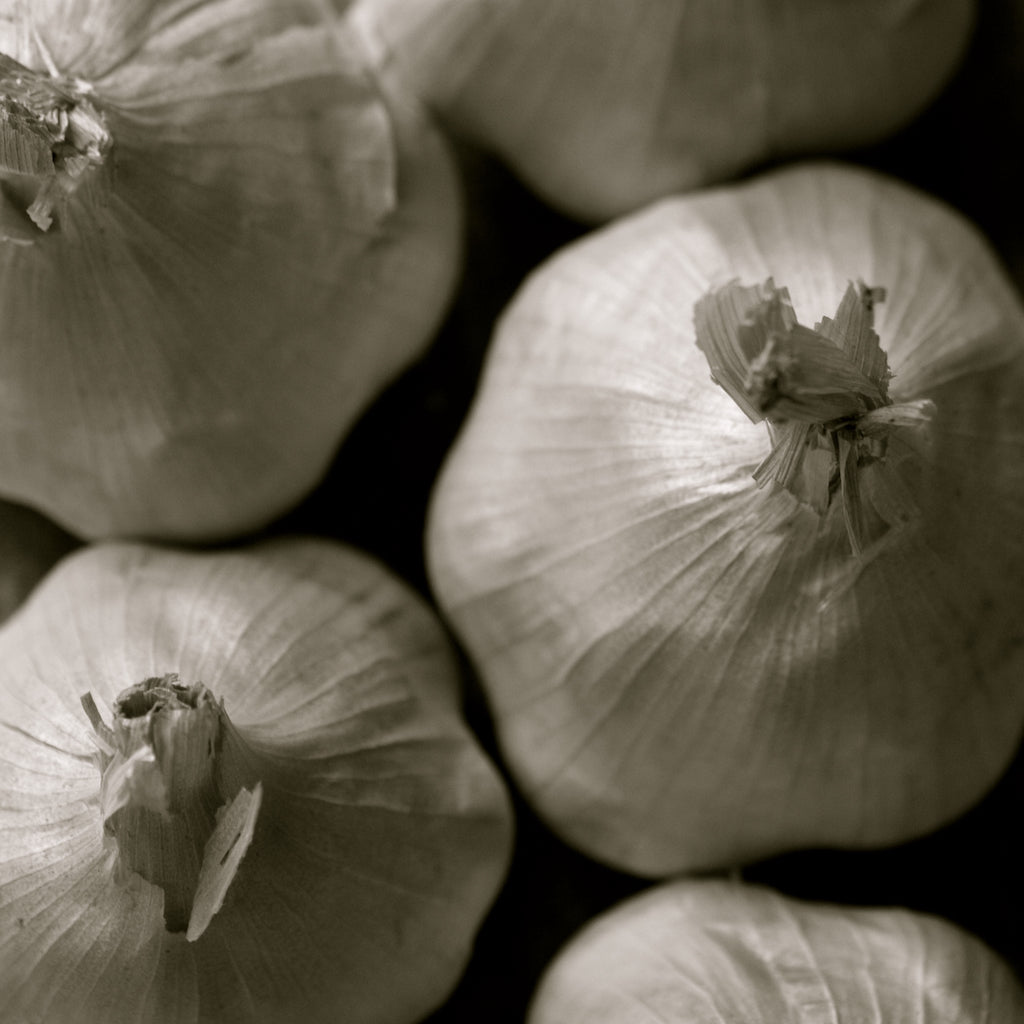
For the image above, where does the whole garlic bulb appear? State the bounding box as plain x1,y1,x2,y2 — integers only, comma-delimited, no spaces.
529,879,1024,1023
351,0,975,221
427,161,1024,876
0,0,461,540
0,538,513,1024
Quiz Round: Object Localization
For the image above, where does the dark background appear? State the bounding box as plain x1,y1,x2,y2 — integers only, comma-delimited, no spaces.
266,3,1024,1020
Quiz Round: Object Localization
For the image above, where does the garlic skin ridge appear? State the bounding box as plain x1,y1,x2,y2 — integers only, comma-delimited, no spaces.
426,161,1024,876
528,879,1024,1023
351,0,975,221
0,1,462,541
0,538,514,1024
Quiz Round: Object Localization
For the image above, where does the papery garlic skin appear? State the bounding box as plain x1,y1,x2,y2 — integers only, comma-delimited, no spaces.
351,0,974,222
0,538,513,1024
529,879,1024,1023
0,0,461,540
426,162,1024,876
81,675,264,941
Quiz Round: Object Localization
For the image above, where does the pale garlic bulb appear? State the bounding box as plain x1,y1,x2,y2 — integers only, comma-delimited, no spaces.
0,538,513,1024
426,161,1024,876
0,0,461,540
351,0,975,221
529,879,1024,1023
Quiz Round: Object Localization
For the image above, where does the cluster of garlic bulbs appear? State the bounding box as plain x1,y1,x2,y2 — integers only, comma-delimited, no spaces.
3,1,1023,1022
0,4,512,1022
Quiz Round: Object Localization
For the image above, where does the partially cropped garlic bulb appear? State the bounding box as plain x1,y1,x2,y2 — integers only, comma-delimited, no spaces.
352,0,975,221
529,879,1024,1023
427,161,1024,876
0,0,461,540
0,538,513,1024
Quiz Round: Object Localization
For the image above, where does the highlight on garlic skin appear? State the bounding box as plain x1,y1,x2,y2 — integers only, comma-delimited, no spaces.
350,0,975,222
0,498,77,623
0,538,513,1024
0,0,462,541
426,161,1024,877
528,879,1024,1023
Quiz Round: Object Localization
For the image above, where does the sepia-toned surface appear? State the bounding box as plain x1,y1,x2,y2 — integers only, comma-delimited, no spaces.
265,2,1024,1020
4,1,1022,1021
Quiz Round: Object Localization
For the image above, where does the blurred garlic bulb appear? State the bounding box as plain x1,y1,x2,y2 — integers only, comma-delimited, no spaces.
351,0,975,221
529,879,1024,1023
0,538,513,1024
0,498,77,622
0,0,461,540
427,161,1024,876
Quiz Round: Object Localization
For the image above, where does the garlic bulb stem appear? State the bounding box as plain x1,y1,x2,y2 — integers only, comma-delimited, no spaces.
695,277,935,553
0,51,110,230
81,674,259,940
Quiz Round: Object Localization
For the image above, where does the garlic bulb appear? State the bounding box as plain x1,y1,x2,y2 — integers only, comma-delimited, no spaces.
529,878,1024,1023
0,538,513,1024
351,0,975,221
426,161,1024,876
0,498,77,623
0,0,461,540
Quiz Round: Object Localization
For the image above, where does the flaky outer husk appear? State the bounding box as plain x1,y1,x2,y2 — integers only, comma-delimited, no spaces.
0,499,78,624
351,0,974,221
0,539,513,1024
528,879,1024,1023
0,0,461,541
426,161,1024,876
